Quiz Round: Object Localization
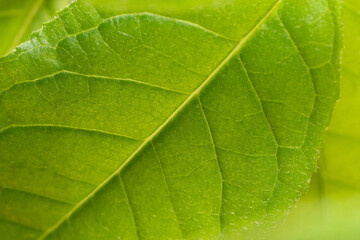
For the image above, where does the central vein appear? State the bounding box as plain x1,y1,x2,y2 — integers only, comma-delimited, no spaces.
38,0,283,238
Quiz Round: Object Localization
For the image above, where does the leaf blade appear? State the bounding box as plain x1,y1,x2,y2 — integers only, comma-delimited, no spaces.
0,0,341,239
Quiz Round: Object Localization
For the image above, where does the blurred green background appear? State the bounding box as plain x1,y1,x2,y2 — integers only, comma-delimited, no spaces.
0,0,68,56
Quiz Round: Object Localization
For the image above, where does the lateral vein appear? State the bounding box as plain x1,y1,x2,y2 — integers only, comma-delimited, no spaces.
37,0,284,238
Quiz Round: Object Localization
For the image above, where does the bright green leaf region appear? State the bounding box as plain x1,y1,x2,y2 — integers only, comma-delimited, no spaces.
0,0,342,239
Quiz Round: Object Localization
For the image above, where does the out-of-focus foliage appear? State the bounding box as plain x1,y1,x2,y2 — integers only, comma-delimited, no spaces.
0,0,68,56
269,0,360,239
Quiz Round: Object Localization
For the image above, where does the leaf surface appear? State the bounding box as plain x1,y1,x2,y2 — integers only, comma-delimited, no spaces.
267,1,360,238
0,0,341,239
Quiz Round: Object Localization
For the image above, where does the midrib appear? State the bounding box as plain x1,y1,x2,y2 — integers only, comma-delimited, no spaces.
38,0,283,238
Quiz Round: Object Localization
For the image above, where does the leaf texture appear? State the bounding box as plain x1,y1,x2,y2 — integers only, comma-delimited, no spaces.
0,0,341,239
265,1,360,238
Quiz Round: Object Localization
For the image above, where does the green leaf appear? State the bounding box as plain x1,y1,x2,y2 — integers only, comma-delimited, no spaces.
266,0,360,239
0,0,341,239
0,0,68,56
